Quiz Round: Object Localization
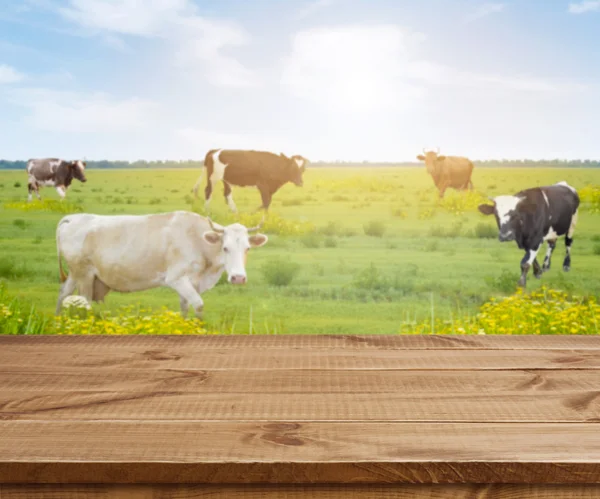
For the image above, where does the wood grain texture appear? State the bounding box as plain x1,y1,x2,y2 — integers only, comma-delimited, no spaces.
3,369,599,394
2,346,600,372
4,484,600,498
2,334,600,350
1,422,600,483
2,385,600,421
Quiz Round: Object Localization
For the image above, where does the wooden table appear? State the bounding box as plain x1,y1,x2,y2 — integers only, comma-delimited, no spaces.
1,335,600,498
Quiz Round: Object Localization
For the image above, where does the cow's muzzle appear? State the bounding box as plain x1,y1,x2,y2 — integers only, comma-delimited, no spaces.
230,275,247,285
498,231,514,242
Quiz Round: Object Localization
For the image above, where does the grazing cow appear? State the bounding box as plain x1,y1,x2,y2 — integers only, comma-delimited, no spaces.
416,148,474,198
26,158,87,201
478,181,579,288
193,149,308,212
55,211,268,317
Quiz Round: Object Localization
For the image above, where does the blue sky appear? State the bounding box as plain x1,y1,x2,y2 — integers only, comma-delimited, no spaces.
0,0,598,161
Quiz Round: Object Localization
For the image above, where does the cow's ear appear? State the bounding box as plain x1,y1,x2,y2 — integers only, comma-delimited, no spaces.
280,153,289,160
437,155,446,161
203,231,222,245
416,155,425,161
478,204,495,216
517,198,537,214
249,234,268,248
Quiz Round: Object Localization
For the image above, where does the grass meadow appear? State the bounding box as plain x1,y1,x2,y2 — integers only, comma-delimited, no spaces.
0,166,599,335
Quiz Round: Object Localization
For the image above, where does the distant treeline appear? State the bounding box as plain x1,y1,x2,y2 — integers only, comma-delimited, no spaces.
1,159,599,170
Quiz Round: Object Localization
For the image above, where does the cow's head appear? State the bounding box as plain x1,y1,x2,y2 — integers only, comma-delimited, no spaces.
71,160,87,183
203,218,268,285
478,195,537,242
416,148,446,176
281,153,308,187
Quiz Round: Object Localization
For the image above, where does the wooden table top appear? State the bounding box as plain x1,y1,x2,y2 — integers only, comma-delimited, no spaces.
1,334,600,487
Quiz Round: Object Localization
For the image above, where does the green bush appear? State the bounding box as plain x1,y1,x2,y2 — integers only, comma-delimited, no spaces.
324,236,338,248
593,244,600,255
363,220,386,237
261,258,301,287
300,232,321,248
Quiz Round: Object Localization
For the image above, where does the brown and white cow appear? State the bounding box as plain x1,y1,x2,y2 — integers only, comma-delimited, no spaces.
416,148,474,198
55,211,268,317
193,149,308,212
27,158,87,201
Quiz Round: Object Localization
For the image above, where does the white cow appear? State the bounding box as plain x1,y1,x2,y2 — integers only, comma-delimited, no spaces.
55,211,268,316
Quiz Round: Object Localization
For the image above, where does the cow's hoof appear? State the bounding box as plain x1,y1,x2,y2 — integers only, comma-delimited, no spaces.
517,278,526,288
534,273,542,279
563,265,570,272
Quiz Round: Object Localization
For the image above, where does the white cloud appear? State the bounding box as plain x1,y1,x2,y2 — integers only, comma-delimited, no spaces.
281,25,581,114
281,25,424,113
464,2,505,23
296,0,335,20
8,88,157,133
176,128,295,153
568,1,600,13
58,0,256,88
407,61,586,94
0,64,24,83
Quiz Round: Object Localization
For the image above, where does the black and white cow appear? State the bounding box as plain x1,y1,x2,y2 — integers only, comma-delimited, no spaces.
26,158,87,201
478,181,580,288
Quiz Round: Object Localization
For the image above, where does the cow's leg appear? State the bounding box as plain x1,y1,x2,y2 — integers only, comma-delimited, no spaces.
27,182,34,202
532,259,542,279
438,184,447,199
55,185,66,200
257,186,272,211
204,181,213,212
518,246,540,288
563,210,578,272
542,239,557,272
55,276,77,314
166,276,204,318
223,182,237,212
179,296,189,317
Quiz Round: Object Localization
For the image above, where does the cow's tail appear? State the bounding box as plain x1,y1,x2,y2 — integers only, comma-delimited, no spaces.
56,219,69,283
193,149,219,198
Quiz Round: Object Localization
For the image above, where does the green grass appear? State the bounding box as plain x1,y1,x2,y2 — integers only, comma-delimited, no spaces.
1,166,599,334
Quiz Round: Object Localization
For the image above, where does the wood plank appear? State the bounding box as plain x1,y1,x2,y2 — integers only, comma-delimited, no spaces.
2,386,600,422
2,334,600,351
2,369,598,395
4,484,600,498
1,346,599,371
1,422,600,484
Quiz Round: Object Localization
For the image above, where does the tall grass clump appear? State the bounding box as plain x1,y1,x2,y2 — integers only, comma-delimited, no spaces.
261,258,301,287
0,258,34,280
0,284,49,334
471,222,497,239
13,218,30,230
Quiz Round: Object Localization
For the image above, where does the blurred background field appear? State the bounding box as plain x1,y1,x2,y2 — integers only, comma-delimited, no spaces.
0,165,599,335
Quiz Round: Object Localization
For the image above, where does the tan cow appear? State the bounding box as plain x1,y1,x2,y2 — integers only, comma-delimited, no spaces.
416,148,475,198
55,211,268,317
